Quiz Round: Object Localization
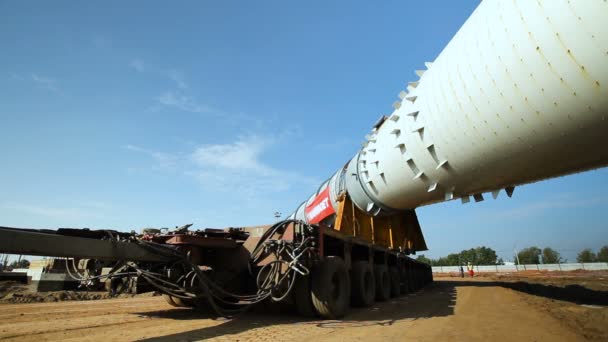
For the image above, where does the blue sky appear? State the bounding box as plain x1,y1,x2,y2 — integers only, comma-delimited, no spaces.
1,1,606,263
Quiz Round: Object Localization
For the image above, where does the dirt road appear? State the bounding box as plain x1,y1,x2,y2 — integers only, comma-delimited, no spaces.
1,277,606,341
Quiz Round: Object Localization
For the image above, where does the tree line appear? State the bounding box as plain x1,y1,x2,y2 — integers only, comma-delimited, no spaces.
416,246,500,266
575,246,608,263
416,245,608,266
515,246,608,264
515,247,561,264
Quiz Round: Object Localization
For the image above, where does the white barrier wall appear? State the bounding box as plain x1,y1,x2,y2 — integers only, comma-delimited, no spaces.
432,263,608,273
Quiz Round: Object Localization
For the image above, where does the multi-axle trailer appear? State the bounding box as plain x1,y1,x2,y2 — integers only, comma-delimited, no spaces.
0,200,432,319
1,0,607,319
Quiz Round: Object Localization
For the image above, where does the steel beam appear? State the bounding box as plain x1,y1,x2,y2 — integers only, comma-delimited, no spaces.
0,227,172,262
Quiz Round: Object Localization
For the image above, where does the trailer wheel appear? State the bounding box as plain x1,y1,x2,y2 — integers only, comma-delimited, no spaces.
311,256,351,319
162,295,194,307
413,269,420,291
410,269,418,291
351,261,375,307
374,265,390,301
294,274,317,317
399,265,409,294
389,266,400,297
163,294,179,307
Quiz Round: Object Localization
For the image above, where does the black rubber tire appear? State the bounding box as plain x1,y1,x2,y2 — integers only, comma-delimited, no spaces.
163,294,179,307
294,273,317,317
162,294,194,307
351,261,375,307
389,266,401,297
409,269,417,292
374,265,391,301
311,256,351,319
174,296,195,307
399,265,409,295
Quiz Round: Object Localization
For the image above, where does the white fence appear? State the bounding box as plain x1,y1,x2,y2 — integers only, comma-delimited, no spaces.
431,262,608,273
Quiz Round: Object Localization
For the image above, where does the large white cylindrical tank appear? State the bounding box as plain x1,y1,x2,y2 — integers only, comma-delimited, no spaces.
294,0,608,223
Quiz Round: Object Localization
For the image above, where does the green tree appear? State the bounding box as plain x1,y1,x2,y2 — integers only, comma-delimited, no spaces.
430,246,499,266
457,247,498,265
541,247,562,264
516,247,541,264
445,253,461,266
475,246,498,265
577,248,597,262
460,248,476,264
434,256,449,266
416,255,432,265
597,246,608,262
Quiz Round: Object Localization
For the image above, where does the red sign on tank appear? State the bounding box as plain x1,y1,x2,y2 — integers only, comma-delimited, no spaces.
304,187,335,224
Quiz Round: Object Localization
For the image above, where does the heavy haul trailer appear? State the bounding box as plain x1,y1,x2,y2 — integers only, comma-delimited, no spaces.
0,200,431,319
1,0,607,320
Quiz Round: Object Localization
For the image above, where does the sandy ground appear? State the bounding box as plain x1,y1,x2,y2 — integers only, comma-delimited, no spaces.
0,273,606,341
0,281,158,304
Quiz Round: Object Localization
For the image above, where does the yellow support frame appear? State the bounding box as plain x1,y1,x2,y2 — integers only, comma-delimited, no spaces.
334,194,428,252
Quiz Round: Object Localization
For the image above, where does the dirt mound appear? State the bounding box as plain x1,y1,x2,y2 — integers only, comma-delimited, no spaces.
0,281,28,300
0,281,159,304
3,291,106,303
2,290,159,304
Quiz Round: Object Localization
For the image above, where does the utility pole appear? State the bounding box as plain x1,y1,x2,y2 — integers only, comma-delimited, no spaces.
514,246,521,272
513,242,521,265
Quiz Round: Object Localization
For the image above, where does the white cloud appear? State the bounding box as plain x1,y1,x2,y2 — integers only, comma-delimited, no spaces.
189,136,318,196
91,35,112,49
158,91,211,113
129,59,146,72
126,136,318,198
191,136,271,172
166,69,188,89
29,73,59,92
1,203,101,221
9,72,24,81
315,137,357,151
124,144,177,168
128,59,204,112
9,72,61,93
128,59,187,88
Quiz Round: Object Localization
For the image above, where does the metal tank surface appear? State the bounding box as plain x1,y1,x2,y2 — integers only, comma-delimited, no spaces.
294,0,608,224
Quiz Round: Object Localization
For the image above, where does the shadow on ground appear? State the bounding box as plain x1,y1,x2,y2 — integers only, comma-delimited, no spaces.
138,281,456,341
137,279,608,341
448,279,608,306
